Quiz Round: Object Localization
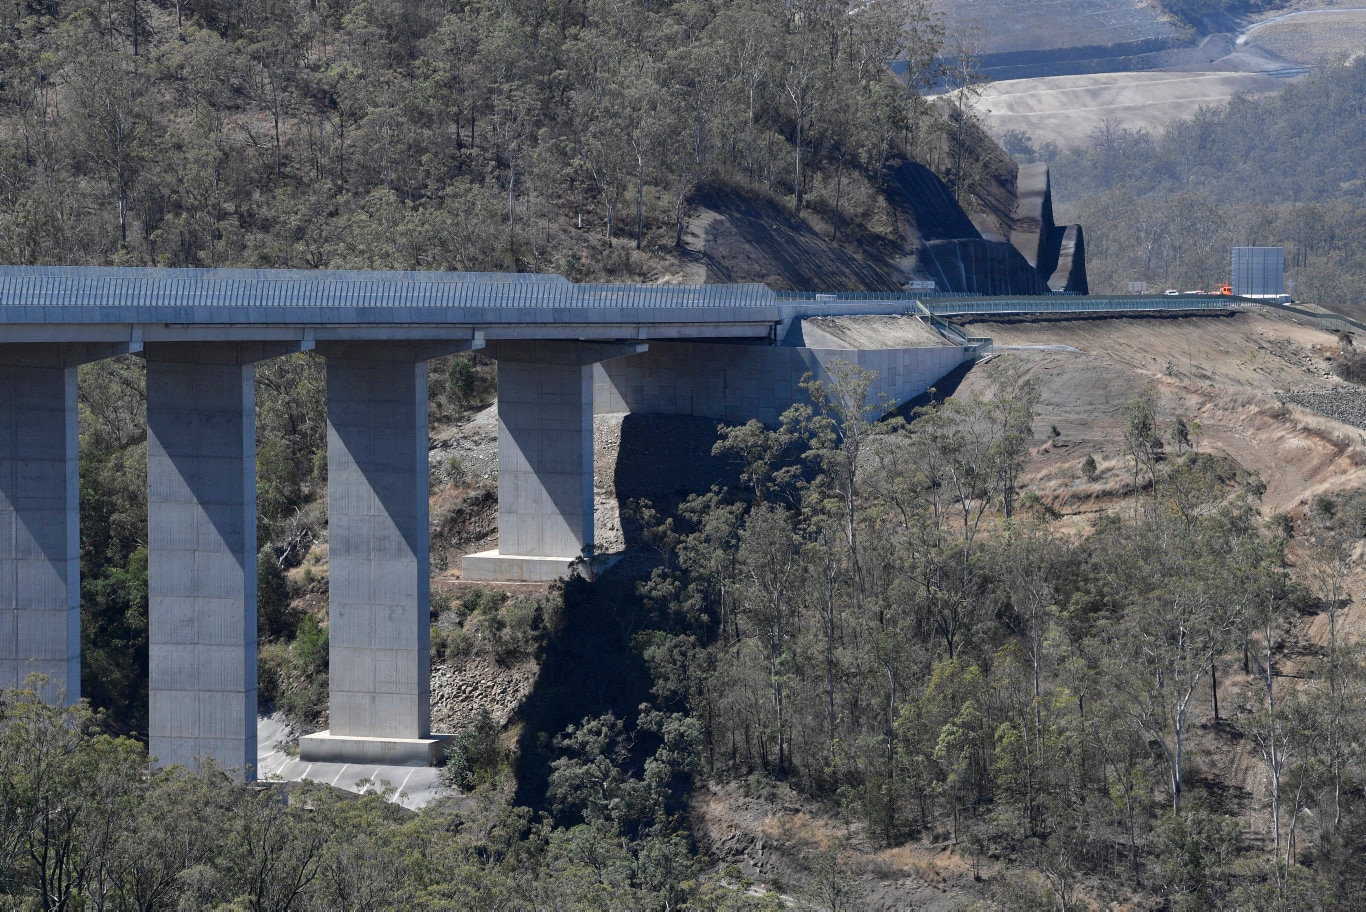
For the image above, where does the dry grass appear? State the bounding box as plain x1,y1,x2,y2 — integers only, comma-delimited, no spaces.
1029,452,1133,506
285,543,329,588
867,844,973,886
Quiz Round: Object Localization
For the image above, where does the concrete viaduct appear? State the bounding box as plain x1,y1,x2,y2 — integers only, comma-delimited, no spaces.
1,266,1231,776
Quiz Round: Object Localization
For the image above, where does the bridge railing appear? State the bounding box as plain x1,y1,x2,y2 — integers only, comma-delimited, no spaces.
923,295,1235,316
777,290,1239,317
0,267,786,313
775,290,980,301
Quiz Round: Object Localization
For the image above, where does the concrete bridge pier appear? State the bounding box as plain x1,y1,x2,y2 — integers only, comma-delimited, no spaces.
145,342,302,775
1,342,137,705
300,342,474,765
463,341,645,583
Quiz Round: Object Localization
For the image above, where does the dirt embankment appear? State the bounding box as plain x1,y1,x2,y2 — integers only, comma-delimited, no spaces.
955,308,1366,516
951,306,1366,868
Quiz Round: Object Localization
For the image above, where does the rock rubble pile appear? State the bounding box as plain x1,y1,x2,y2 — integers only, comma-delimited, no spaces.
1282,387,1366,431
430,656,537,732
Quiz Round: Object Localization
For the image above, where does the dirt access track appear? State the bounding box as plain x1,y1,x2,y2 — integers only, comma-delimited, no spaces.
952,307,1366,518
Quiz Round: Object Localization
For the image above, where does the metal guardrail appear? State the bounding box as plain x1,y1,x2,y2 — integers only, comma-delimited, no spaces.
778,290,1236,316
775,290,983,301
1272,303,1366,335
923,295,1234,316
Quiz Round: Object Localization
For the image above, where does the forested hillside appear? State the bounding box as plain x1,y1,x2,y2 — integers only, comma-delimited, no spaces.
0,0,959,276
1045,58,1366,304
11,361,1366,907
0,0,981,734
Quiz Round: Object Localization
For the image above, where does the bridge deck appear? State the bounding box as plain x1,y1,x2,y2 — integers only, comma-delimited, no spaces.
0,266,1240,344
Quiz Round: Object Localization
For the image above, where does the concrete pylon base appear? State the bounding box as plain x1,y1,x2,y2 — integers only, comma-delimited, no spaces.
298,730,454,766
460,550,581,583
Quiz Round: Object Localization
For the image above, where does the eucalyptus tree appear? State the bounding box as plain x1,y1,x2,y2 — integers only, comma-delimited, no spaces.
1121,387,1163,512
0,679,145,911
1304,492,1366,831
713,0,779,183
779,0,832,214
800,362,885,590
735,502,806,774
940,25,987,203
1092,507,1248,813
58,16,155,248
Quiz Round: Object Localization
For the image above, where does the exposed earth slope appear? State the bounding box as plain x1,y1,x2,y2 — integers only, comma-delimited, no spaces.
952,307,1366,517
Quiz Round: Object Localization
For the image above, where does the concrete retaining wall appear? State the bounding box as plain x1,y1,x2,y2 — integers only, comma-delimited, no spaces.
594,341,971,425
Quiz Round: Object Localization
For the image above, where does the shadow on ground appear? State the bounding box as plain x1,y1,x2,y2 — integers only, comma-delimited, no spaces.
890,359,976,420
612,413,744,550
513,415,742,814
511,573,657,813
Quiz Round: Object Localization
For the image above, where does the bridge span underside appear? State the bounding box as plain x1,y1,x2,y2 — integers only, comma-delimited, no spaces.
1,267,1233,776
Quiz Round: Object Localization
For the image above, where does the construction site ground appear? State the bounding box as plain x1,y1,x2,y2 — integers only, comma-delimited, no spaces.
973,4,1366,150
952,307,1366,518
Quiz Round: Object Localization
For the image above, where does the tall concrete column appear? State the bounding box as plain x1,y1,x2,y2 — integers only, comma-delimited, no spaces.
2,343,134,704
145,342,295,776
463,341,644,583
1,349,80,704
300,342,468,766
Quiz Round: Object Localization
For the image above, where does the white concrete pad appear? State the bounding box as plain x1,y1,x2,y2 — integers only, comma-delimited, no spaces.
299,729,453,765
461,550,578,582
460,550,619,582
256,716,445,810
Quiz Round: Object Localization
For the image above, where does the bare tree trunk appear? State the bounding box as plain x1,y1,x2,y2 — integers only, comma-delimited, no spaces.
635,153,644,251
1211,663,1220,722
507,161,517,268
832,158,844,241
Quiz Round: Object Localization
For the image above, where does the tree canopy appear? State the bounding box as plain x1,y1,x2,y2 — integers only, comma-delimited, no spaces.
0,0,959,277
